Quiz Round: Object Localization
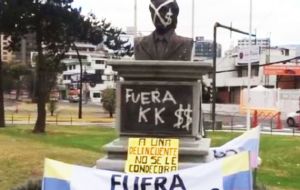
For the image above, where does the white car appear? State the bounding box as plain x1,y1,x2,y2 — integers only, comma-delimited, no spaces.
286,110,300,127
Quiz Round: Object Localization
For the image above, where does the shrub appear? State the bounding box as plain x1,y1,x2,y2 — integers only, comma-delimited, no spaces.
47,100,57,116
101,88,116,118
11,178,42,190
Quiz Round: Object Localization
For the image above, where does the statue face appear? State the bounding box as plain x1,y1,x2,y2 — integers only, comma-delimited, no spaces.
150,0,178,33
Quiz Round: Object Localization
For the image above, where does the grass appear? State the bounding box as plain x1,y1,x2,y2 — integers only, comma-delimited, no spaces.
5,101,115,123
0,126,300,190
0,125,117,190
209,132,300,190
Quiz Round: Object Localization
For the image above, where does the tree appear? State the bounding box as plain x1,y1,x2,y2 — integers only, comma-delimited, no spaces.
0,37,4,127
0,1,5,127
47,100,57,116
104,27,134,58
101,88,116,118
0,0,20,128
2,0,132,133
0,0,42,128
2,0,93,133
4,63,32,100
72,15,133,119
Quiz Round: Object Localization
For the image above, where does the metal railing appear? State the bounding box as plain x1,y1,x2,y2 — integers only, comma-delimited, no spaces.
204,112,300,136
4,112,114,126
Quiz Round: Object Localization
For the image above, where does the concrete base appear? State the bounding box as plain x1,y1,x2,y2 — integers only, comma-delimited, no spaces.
96,137,212,172
108,60,213,81
97,60,214,172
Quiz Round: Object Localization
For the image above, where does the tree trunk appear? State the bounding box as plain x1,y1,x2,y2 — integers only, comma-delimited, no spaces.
15,80,21,101
33,57,48,133
33,93,46,133
0,36,5,128
33,18,47,133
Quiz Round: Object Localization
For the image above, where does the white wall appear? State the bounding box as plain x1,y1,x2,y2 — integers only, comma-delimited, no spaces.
279,90,300,118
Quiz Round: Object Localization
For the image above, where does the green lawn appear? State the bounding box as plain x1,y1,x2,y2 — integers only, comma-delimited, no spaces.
0,126,299,190
0,125,117,190
209,132,300,190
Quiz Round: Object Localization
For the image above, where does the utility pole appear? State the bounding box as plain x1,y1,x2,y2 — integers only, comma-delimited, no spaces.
191,0,195,39
246,0,253,130
190,0,195,61
212,24,217,131
73,43,83,119
134,0,137,37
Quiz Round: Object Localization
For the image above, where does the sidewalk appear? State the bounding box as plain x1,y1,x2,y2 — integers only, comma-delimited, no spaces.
5,120,115,127
210,125,300,136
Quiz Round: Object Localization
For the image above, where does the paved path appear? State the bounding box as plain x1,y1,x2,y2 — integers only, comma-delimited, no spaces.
210,125,300,136
5,120,115,127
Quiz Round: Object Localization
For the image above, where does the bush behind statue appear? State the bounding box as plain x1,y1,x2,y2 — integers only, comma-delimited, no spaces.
101,88,116,118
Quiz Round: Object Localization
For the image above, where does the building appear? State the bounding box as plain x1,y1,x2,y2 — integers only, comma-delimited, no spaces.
203,45,300,117
238,38,270,50
194,36,222,60
0,33,36,64
0,35,13,63
16,33,36,65
210,38,272,104
264,46,300,89
59,43,117,103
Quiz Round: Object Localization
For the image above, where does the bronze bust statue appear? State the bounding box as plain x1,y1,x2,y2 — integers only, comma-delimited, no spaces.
134,0,193,61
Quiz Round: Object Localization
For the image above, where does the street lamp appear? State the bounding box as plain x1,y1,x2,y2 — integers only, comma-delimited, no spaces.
134,0,137,37
246,0,253,130
212,23,255,131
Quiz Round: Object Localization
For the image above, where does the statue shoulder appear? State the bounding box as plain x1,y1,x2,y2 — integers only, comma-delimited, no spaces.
134,34,153,47
173,35,193,51
176,35,193,45
134,37,143,45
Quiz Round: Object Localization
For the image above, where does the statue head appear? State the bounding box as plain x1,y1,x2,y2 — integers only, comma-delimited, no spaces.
149,0,179,34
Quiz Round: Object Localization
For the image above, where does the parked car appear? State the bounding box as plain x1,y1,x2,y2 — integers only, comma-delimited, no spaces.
68,88,80,103
286,110,300,127
49,90,59,101
68,94,79,103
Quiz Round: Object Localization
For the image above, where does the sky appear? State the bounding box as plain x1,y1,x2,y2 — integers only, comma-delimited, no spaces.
73,0,300,51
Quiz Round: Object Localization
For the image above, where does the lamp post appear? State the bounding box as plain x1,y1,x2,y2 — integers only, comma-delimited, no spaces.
134,0,137,37
212,23,255,131
72,43,83,119
190,0,195,61
246,0,253,130
191,0,195,39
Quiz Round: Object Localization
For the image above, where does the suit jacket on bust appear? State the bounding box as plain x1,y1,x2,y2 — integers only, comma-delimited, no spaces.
134,30,193,61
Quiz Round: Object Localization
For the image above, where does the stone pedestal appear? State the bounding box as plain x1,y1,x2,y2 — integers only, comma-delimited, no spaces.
96,60,213,171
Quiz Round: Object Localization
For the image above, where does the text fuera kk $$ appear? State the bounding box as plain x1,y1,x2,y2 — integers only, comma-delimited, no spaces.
125,88,193,131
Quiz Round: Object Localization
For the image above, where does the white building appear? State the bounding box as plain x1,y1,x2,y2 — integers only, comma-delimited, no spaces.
238,38,270,50
205,45,300,104
59,43,117,103
202,45,300,118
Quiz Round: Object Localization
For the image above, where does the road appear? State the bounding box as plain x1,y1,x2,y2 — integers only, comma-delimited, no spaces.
3,98,300,135
204,112,300,136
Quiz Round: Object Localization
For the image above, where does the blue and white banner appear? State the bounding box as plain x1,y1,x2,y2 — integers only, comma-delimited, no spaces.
211,126,261,168
42,152,252,190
